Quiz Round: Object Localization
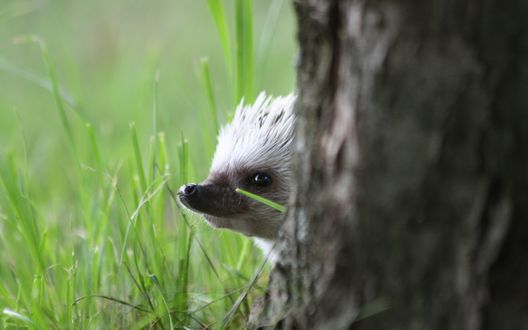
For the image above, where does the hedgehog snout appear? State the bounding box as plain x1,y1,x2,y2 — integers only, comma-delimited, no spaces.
178,183,200,211
178,183,245,218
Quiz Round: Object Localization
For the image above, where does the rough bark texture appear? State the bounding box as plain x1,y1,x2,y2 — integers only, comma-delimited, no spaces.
250,0,528,329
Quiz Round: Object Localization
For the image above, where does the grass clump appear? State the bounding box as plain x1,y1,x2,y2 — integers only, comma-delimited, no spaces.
0,0,294,328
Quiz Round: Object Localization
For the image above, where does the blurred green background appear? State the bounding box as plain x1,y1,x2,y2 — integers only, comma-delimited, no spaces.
0,0,295,328
0,0,295,189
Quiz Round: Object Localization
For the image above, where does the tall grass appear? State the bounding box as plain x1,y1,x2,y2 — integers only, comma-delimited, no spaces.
0,0,293,328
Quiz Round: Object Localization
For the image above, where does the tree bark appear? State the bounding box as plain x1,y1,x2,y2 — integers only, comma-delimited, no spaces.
250,0,528,329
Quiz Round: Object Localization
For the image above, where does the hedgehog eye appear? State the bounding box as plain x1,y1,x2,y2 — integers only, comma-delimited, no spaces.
249,172,272,187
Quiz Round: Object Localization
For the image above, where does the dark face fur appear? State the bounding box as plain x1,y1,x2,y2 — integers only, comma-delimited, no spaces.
178,167,288,239
179,93,295,240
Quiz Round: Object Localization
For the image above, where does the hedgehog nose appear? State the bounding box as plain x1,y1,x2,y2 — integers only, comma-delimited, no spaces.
181,184,197,196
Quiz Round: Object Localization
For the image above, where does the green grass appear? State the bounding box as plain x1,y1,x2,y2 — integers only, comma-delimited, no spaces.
235,188,286,213
0,0,294,328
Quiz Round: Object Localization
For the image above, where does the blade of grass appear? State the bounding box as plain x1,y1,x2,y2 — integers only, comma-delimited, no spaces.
205,0,233,83
174,226,194,327
235,188,286,212
86,123,103,172
74,295,151,314
2,308,33,326
200,58,220,136
157,132,170,177
0,154,45,273
124,262,155,312
235,239,251,272
178,135,190,184
130,122,148,193
119,177,167,266
148,70,160,182
220,250,273,329
31,36,74,145
0,55,82,116
256,0,285,79
235,0,254,103
165,183,236,307
149,275,173,330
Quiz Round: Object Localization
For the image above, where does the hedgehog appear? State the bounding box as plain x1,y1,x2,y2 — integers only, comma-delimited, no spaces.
178,92,296,258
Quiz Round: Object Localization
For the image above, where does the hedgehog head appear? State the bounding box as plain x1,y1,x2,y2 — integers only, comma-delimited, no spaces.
179,92,296,240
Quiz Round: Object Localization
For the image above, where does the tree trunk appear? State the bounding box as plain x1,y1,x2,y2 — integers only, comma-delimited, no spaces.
250,0,528,329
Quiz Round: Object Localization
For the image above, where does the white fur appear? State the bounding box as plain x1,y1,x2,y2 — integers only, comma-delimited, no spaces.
210,92,296,175
207,92,296,262
253,238,277,263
